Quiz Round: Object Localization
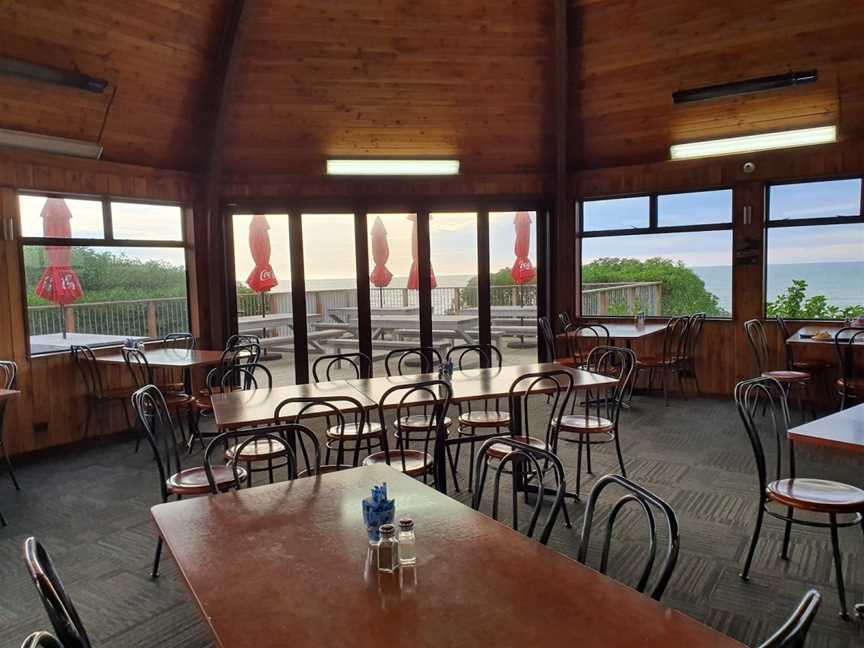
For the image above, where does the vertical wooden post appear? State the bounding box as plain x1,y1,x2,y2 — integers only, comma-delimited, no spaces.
147,300,158,337
65,307,76,334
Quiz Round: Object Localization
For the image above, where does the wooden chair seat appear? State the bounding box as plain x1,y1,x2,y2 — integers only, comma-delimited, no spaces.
164,392,194,409
225,439,289,462
558,413,614,434
167,465,245,496
325,421,384,440
395,414,453,430
761,370,810,383
836,377,863,393
767,478,864,514
458,410,511,428
194,393,213,410
486,435,548,459
362,450,433,477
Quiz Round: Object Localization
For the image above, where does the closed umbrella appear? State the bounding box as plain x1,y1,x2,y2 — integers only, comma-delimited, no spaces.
510,211,536,307
34,198,83,339
246,215,279,317
369,216,394,307
406,214,436,290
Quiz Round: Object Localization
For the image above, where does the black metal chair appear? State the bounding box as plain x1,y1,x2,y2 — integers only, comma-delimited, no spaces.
678,312,706,395
744,319,813,420
23,537,92,648
577,474,680,601
634,315,689,406
162,332,195,350
0,360,21,493
835,327,864,410
20,631,64,648
735,376,864,619
225,334,261,349
384,347,442,376
472,437,566,545
205,428,297,491
757,589,821,648
447,344,509,491
557,311,573,331
131,384,245,578
70,345,134,441
363,380,452,490
538,315,572,365
561,323,610,368
313,351,373,381
558,346,635,498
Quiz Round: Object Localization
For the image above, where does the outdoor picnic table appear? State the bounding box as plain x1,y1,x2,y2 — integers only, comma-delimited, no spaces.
329,306,419,323
369,314,479,344
237,312,321,333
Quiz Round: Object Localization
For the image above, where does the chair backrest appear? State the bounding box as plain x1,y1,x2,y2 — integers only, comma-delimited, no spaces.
204,428,297,491
835,327,864,388
683,313,706,361
384,347,442,376
562,323,611,363
743,319,771,374
472,437,566,544
757,589,821,648
162,332,195,350
274,395,368,468
774,316,795,370
583,346,636,425
121,347,152,389
130,385,184,502
313,352,373,381
508,369,574,449
734,376,794,498
20,631,64,648
225,334,260,350
377,380,452,476
446,344,502,370
558,311,574,331
207,363,273,394
70,346,104,399
1,359,18,389
577,474,680,601
23,537,92,648
660,316,689,364
538,316,556,360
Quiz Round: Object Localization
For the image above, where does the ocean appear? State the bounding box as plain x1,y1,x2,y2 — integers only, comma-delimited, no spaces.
302,263,864,314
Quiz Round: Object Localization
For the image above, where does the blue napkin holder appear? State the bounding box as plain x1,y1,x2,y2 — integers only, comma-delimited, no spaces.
362,482,395,542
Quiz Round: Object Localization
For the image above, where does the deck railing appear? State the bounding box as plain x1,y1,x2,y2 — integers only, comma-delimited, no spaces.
27,282,662,338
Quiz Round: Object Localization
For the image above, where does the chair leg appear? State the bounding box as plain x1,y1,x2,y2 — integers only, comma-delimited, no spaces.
677,369,687,401
467,435,477,492
122,399,134,434
740,506,765,580
662,369,669,407
829,514,849,619
781,507,793,559
586,440,592,475
575,434,584,500
613,432,627,478
151,537,163,578
1,439,20,491
82,400,93,439
446,444,460,493
561,497,572,529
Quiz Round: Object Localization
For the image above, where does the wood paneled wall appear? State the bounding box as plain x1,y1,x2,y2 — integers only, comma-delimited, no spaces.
0,151,201,456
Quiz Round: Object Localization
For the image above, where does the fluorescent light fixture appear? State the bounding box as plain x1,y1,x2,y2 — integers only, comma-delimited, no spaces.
670,126,836,160
326,159,460,176
0,128,103,159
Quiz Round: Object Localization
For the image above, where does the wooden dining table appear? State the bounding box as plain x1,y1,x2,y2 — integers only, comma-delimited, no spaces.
151,464,742,648
788,403,864,454
96,347,226,393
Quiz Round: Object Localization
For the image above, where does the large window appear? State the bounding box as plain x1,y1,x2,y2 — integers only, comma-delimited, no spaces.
19,194,188,355
765,179,864,320
580,189,733,318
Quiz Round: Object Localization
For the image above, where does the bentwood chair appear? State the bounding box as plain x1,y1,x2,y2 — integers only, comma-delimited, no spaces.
0,360,21,491
577,474,680,601
225,333,261,349
744,319,814,420
384,347,442,376
20,631,64,648
206,428,297,490
363,380,452,489
70,346,135,441
312,352,385,461
472,437,566,545
557,346,635,498
447,344,509,491
162,332,195,350
539,316,573,365
557,311,573,331
835,327,864,410
24,537,92,648
132,385,244,578
561,323,610,368
757,589,821,648
634,315,689,406
736,376,864,618
678,312,706,395
193,342,263,414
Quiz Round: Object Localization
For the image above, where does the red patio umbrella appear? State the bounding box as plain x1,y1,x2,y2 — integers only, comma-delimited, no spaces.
406,214,437,290
369,216,393,307
34,198,83,339
246,215,279,317
510,211,536,307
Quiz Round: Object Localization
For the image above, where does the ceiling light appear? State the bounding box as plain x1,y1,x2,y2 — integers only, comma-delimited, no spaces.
326,159,460,176
0,128,103,159
673,70,817,104
670,126,836,160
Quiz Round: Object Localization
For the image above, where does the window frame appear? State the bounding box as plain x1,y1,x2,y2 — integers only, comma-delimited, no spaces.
763,176,864,320
17,190,191,358
578,186,735,319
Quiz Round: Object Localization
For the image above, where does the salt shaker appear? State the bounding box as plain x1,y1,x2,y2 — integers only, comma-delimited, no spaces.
397,518,416,566
376,524,399,573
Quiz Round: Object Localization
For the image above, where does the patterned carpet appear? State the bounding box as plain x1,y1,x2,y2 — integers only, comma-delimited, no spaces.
1,394,863,647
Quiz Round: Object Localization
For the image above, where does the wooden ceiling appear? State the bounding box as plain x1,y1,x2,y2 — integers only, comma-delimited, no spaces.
0,0,862,175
